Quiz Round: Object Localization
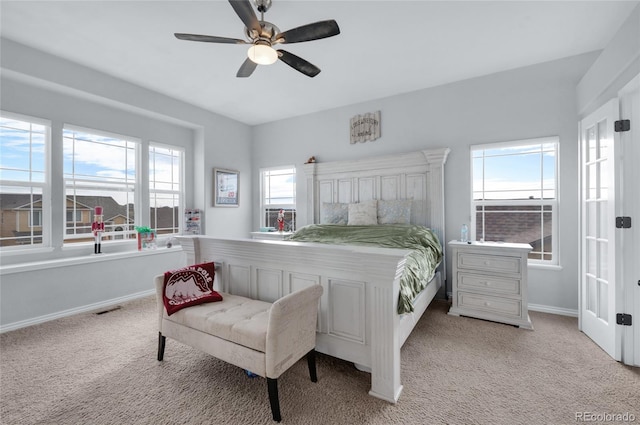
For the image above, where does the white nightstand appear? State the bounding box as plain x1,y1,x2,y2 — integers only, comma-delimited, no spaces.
250,231,293,240
448,241,533,329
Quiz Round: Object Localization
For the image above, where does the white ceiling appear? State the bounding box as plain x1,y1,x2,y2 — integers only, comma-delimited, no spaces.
1,1,637,125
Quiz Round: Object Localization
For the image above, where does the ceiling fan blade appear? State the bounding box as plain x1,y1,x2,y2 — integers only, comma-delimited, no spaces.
228,0,262,36
277,50,320,78
236,57,258,78
174,33,247,44
275,20,340,44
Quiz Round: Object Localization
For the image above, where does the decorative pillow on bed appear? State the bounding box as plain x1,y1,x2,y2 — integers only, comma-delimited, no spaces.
348,200,378,225
378,199,412,224
163,262,222,316
320,202,348,224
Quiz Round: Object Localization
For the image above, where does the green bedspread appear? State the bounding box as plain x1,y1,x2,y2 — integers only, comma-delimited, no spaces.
288,224,442,314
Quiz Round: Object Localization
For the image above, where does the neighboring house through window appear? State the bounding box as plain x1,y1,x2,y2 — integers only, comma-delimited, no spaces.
260,166,296,231
66,209,82,223
149,143,183,235
0,112,50,248
63,126,137,243
471,137,559,264
29,210,43,227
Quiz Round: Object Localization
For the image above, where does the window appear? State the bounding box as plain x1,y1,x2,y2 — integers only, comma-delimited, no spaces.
29,210,43,227
149,144,183,235
66,210,82,223
471,137,558,263
0,113,49,248
260,166,296,232
63,126,137,243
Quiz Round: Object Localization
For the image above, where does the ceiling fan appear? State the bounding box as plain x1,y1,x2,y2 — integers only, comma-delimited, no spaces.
174,0,340,78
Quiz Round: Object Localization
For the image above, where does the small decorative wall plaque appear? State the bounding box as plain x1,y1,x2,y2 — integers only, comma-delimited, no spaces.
214,168,239,207
350,111,381,144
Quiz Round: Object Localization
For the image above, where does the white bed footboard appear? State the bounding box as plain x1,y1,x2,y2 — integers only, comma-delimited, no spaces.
178,235,441,403
175,148,449,402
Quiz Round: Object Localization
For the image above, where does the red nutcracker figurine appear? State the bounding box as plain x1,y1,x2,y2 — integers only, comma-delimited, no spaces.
277,209,285,232
92,206,105,254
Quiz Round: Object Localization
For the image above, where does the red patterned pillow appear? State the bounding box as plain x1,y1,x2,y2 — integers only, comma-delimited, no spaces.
163,262,222,316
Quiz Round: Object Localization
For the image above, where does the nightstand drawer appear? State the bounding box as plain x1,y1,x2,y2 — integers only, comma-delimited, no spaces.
457,252,521,274
457,292,522,318
458,273,521,295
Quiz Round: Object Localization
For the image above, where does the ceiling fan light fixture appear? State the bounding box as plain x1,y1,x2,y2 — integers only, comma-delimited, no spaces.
247,44,278,65
175,0,340,77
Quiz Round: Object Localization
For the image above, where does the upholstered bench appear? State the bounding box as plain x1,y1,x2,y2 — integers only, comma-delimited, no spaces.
154,275,323,422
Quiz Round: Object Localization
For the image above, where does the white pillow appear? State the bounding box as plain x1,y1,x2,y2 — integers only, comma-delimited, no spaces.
320,203,348,224
348,200,378,225
377,199,412,224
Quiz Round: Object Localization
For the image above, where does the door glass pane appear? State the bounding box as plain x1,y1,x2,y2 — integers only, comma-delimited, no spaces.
586,126,596,163
599,160,608,200
587,202,596,237
599,201,608,240
598,241,608,281
587,239,597,276
587,276,597,314
597,120,608,160
598,280,609,321
587,163,597,200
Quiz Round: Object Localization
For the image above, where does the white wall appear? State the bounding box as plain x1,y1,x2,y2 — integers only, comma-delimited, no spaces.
252,52,600,313
0,39,253,330
0,38,254,239
577,5,640,118
0,250,186,331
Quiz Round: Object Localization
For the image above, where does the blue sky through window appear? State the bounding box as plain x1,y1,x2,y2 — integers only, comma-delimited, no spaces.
0,117,46,185
472,142,556,200
264,168,296,205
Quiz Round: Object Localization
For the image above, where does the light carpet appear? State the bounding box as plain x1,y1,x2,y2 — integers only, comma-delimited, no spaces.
1,297,638,425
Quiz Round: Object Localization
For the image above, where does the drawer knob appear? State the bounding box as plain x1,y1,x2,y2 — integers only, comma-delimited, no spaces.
481,281,490,286
484,301,491,306
484,261,490,265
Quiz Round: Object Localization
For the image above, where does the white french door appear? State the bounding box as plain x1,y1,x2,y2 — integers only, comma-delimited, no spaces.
579,99,621,361
618,75,640,367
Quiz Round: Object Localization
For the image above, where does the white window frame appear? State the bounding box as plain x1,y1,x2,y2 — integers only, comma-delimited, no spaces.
63,125,139,243
259,166,296,231
471,136,559,265
0,111,51,249
149,142,184,236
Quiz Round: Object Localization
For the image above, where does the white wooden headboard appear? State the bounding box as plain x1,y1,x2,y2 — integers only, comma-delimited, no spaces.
302,148,449,243
302,147,450,252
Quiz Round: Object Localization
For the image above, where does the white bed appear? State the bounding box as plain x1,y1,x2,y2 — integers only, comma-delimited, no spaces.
178,148,449,403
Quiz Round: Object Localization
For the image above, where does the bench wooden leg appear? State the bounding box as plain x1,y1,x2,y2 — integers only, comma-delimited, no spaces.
267,378,281,422
307,349,318,382
157,332,166,361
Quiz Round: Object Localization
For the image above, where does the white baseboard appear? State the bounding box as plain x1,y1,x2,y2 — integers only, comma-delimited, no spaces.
0,289,155,333
528,303,578,317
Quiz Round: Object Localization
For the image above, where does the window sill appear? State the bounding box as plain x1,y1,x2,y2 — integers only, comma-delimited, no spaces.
0,246,56,257
528,262,563,271
0,246,183,276
61,239,136,254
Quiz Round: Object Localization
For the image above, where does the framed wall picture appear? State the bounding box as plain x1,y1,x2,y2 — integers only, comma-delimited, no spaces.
214,168,239,207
